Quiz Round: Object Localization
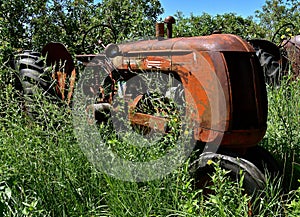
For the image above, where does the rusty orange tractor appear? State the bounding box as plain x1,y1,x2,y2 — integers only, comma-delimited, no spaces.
15,16,283,195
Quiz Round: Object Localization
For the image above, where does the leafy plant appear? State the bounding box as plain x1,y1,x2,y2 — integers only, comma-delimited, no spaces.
287,180,300,216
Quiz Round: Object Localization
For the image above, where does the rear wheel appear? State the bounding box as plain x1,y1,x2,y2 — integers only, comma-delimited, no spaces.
14,51,55,114
15,51,53,95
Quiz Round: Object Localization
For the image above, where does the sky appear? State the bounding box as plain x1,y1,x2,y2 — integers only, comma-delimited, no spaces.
94,0,267,19
158,0,266,19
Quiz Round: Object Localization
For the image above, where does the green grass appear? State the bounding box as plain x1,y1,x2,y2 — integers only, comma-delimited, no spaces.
261,76,300,190
0,65,300,216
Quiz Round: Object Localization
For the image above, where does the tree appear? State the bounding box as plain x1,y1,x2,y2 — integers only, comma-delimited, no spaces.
95,0,163,41
172,12,265,39
0,0,164,58
213,13,265,39
255,0,300,42
0,0,48,61
29,0,97,53
172,12,216,37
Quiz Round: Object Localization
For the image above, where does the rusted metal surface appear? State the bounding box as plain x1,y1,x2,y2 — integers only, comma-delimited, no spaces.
46,32,268,150
129,112,168,133
156,23,165,38
109,33,268,148
128,94,170,133
283,35,300,79
117,34,254,54
41,42,76,104
164,16,176,38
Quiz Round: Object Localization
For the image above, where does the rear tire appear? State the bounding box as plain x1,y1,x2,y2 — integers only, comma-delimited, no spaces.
15,51,54,94
14,50,55,114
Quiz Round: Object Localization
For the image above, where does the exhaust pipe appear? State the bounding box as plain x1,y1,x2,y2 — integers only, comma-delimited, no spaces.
164,16,176,38
156,16,176,39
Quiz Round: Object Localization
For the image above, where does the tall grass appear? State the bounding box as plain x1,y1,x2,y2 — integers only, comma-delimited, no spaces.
261,76,300,190
0,64,299,216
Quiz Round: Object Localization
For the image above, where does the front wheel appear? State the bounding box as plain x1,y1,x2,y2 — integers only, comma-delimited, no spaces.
244,146,282,178
190,152,266,196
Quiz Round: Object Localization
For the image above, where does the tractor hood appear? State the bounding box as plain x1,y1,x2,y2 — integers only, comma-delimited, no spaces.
118,33,255,55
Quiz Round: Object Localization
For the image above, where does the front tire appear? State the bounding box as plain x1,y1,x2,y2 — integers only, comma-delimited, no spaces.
190,152,266,196
244,146,282,178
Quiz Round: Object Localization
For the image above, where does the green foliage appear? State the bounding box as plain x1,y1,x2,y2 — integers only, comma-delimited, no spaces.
0,65,299,215
252,175,286,216
102,162,202,216
172,12,265,39
1,0,300,216
255,0,300,42
97,0,163,41
261,77,300,190
0,0,163,56
30,0,97,53
287,180,300,216
0,0,47,49
0,84,108,216
200,161,251,217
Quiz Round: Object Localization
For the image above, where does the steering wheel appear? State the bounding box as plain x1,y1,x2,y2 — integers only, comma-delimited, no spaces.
271,23,295,48
82,24,117,54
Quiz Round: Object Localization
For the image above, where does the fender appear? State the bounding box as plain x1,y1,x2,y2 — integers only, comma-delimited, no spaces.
42,42,76,104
